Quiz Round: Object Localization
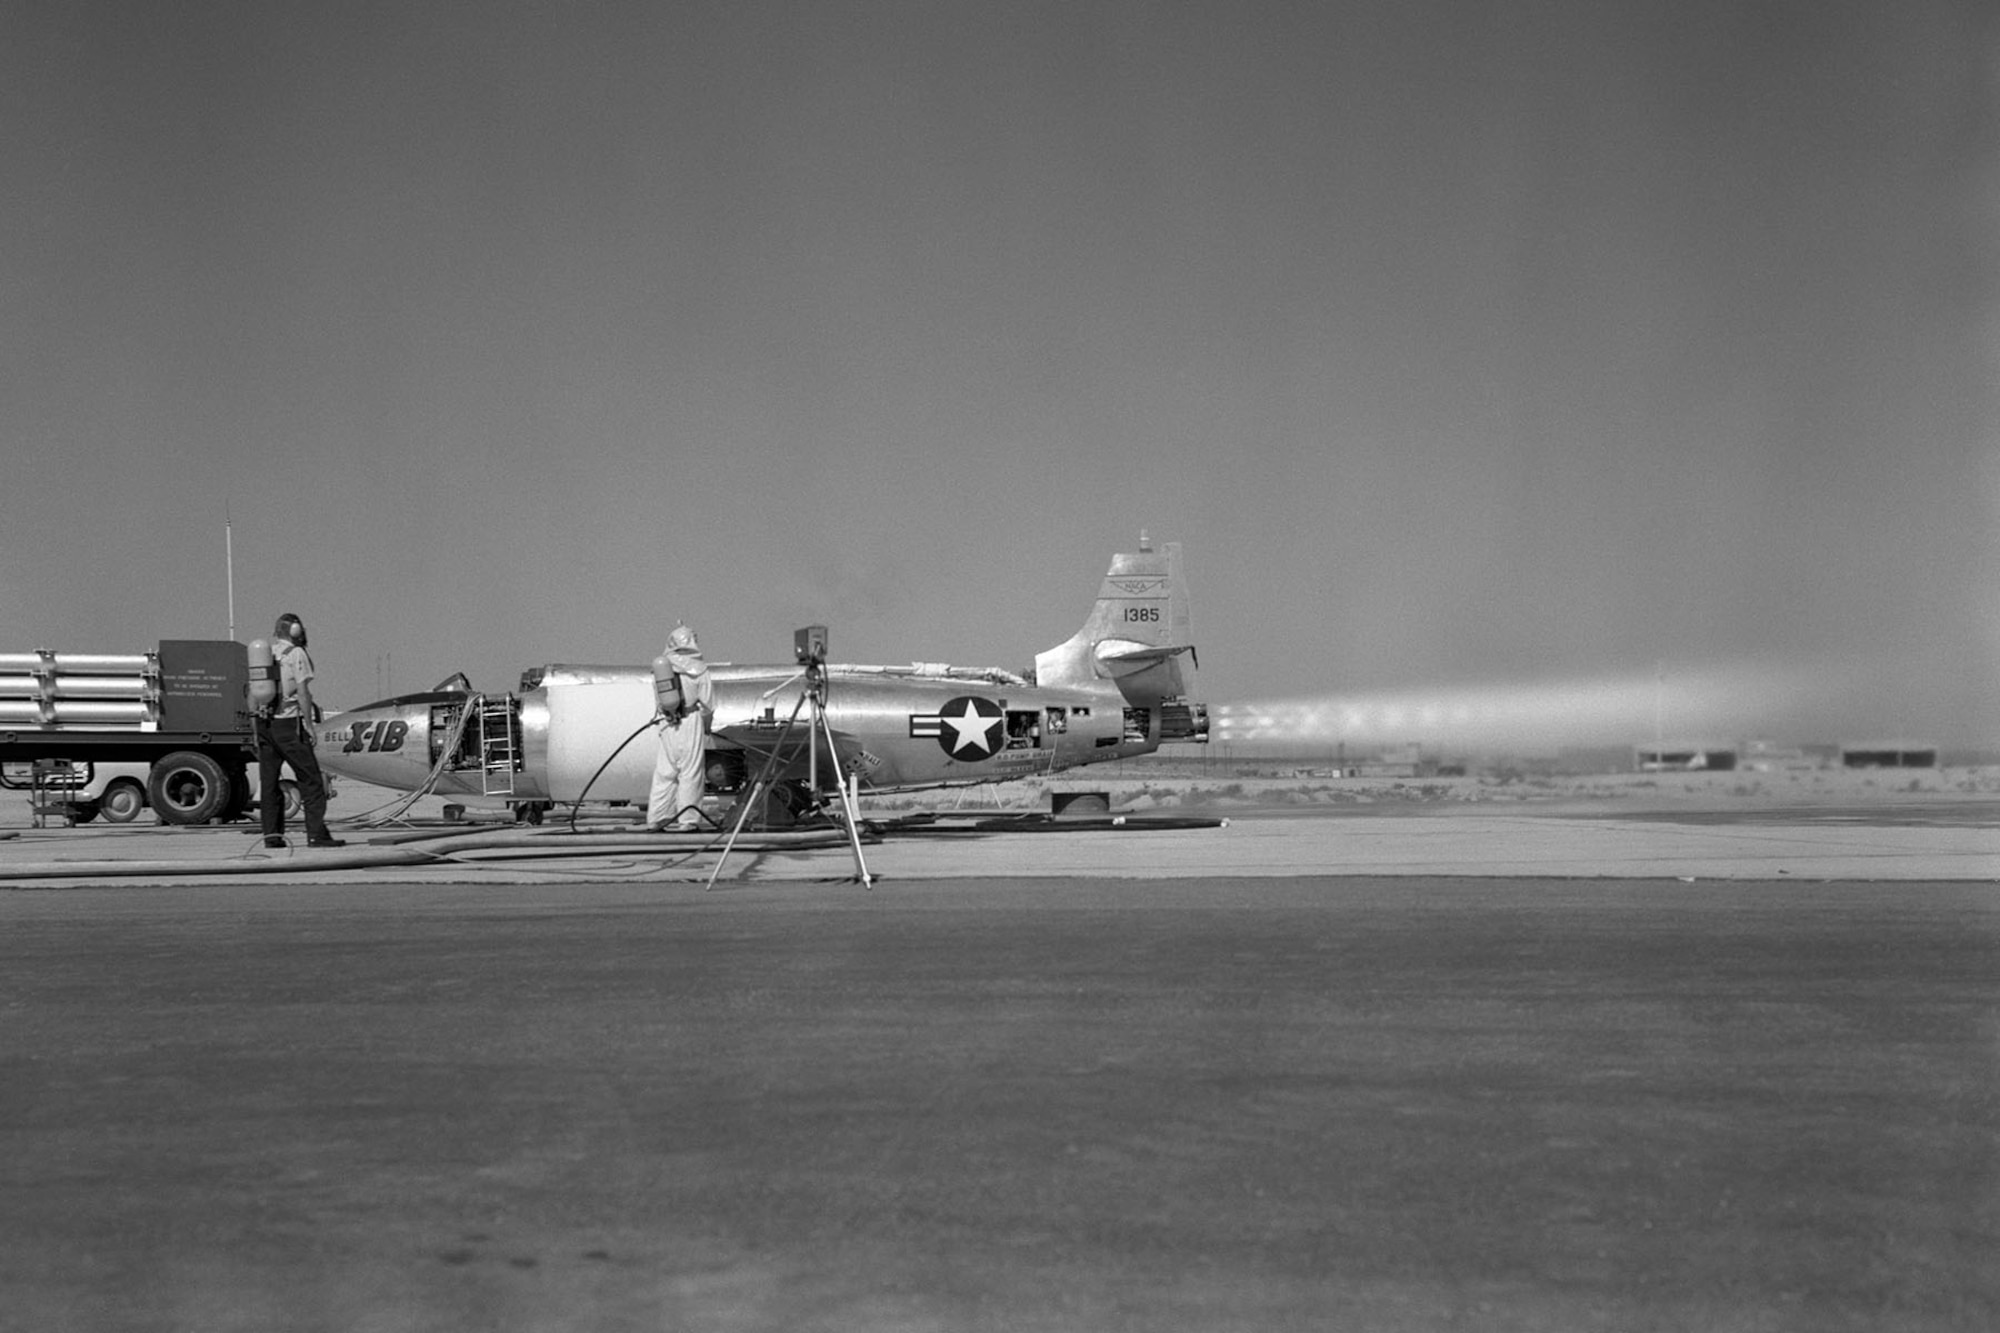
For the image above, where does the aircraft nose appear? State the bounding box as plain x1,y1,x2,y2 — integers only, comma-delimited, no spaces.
316,703,424,779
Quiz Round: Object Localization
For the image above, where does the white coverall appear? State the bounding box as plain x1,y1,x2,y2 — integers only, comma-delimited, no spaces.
647,628,713,829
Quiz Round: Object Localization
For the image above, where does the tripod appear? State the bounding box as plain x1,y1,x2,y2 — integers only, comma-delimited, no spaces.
705,654,873,889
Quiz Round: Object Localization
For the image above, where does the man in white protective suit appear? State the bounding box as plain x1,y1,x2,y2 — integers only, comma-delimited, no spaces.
646,623,714,831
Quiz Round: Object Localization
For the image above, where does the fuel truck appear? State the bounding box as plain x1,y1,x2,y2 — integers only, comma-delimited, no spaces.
0,640,262,824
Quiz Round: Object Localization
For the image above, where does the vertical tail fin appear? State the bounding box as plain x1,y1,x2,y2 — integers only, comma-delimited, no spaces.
1033,534,1196,702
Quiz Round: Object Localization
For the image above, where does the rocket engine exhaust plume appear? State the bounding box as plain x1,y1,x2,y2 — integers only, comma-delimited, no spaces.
1213,664,1826,754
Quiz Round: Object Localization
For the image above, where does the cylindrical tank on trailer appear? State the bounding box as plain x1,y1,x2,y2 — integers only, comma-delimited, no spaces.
0,700,155,725
24,675,155,699
0,652,154,675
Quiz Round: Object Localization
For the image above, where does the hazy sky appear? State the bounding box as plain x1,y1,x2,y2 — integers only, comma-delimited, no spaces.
4,2,1995,748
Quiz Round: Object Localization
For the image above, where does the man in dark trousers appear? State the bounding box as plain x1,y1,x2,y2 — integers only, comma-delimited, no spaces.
257,612,342,849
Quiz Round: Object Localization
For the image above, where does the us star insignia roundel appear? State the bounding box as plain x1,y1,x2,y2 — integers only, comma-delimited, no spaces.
909,696,1005,761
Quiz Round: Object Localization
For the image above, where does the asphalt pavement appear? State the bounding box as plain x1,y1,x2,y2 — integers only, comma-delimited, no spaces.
0,783,1994,886
2,876,1995,1332
2,786,1994,1331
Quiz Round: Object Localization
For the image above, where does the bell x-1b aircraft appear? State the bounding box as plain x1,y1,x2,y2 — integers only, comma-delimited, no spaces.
317,536,1206,820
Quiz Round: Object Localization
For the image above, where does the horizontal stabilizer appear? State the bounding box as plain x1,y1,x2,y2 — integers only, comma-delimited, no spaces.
1093,637,1194,678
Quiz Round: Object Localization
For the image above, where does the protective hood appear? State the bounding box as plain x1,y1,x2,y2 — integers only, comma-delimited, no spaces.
664,624,708,677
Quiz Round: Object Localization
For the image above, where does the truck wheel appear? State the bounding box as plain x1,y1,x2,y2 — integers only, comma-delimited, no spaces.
281,779,303,820
148,751,230,826
218,764,252,823
99,779,147,824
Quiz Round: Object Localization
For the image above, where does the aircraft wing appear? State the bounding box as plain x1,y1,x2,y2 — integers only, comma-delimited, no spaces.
711,717,868,782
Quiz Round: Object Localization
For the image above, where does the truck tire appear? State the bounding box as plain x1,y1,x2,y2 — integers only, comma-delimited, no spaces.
148,751,230,826
99,779,147,824
219,763,252,823
281,778,303,820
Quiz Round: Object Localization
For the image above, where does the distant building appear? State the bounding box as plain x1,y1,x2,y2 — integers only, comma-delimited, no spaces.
1340,743,1437,778
1556,746,1641,776
1839,742,1938,768
1739,740,1821,772
1634,743,1737,772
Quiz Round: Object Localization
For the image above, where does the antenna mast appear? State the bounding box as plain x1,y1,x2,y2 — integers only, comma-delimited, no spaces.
225,503,237,642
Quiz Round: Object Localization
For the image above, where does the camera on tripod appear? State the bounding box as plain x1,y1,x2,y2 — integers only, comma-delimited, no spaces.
712,622,872,887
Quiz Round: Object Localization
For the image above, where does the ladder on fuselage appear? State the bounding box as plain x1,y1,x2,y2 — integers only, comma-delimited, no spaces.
475,694,516,796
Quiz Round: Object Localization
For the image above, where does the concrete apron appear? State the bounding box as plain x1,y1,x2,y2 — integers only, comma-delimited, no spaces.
0,808,1994,885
